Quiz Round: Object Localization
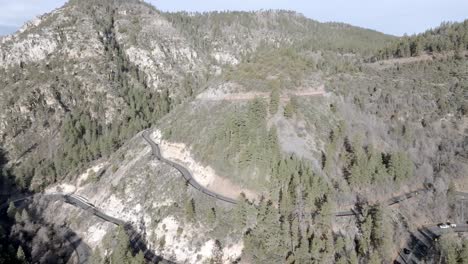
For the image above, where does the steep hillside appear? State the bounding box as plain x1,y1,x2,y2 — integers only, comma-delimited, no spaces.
371,19,468,60
1,0,467,263
0,0,394,193
163,10,395,59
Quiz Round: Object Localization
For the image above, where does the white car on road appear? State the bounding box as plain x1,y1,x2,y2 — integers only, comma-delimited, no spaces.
438,223,450,229
439,222,457,229
447,222,457,228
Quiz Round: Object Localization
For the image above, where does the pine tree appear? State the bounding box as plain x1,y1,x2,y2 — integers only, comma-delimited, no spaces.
111,227,131,264
7,202,16,219
90,247,103,264
131,251,145,264
439,235,458,264
349,249,359,264
388,152,413,183
371,206,393,261
234,193,248,229
295,234,310,263
211,240,223,264
358,213,373,256
460,240,468,264
185,198,195,222
283,100,295,118
269,86,280,114
368,251,382,264
17,246,26,264
207,207,216,224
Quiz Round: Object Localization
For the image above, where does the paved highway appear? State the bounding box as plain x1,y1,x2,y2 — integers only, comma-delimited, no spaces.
4,130,465,263
142,130,238,204
334,188,429,217
396,224,468,264
64,194,173,263
1,193,172,264
395,192,468,263
1,194,91,264
142,130,434,215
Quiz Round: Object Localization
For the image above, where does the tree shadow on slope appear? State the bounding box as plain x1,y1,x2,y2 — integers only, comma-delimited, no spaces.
0,146,92,264
405,231,434,263
123,223,174,264
2,194,92,264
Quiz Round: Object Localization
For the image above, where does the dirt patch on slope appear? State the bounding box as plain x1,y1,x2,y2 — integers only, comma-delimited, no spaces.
197,83,326,101
151,130,258,201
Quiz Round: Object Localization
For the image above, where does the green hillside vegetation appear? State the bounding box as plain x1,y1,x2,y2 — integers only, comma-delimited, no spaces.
224,46,315,90
372,20,468,60
161,99,280,190
240,154,396,263
327,47,467,199
91,227,145,264
164,10,395,56
6,1,174,191
0,0,467,263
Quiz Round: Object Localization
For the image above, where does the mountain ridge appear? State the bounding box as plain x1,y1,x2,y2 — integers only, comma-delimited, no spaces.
0,1,467,263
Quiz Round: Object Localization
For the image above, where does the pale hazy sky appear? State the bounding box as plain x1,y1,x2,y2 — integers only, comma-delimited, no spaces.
0,0,467,36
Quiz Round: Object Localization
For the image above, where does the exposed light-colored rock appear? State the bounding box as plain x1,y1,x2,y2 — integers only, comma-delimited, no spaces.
212,51,239,65
151,129,258,200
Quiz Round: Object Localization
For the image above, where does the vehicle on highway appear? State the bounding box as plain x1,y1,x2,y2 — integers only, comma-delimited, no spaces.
438,223,450,229
447,222,456,228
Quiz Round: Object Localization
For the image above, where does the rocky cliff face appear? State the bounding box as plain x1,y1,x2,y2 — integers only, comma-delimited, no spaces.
39,129,244,263
4,0,467,263
0,0,393,190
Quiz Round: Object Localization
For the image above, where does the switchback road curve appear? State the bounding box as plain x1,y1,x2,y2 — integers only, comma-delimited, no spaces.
3,130,463,263
142,130,432,216
142,130,238,204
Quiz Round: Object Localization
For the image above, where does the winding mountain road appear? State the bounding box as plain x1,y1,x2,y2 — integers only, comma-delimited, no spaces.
142,130,238,204
334,188,429,217
3,130,465,264
2,193,172,264
142,130,433,216
1,194,91,264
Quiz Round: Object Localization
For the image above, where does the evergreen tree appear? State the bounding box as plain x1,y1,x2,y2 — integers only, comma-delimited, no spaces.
460,240,468,264
438,235,458,264
17,246,27,264
111,227,131,264
283,100,295,118
7,202,16,219
388,152,413,183
207,207,216,225
131,251,145,264
371,206,393,261
185,198,196,222
90,247,103,264
211,240,223,264
234,193,248,229
269,85,280,114
358,213,373,256
368,251,382,264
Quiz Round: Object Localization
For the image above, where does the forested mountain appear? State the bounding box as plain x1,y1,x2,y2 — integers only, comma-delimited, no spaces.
0,0,467,263
372,20,468,60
